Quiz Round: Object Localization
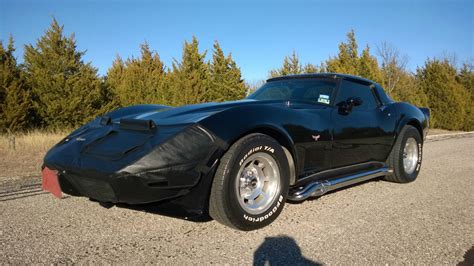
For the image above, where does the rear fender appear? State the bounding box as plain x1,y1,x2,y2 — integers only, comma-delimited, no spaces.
393,103,429,143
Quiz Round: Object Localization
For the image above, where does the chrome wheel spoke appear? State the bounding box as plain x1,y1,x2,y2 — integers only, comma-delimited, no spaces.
402,138,418,174
235,152,280,215
248,186,263,201
259,191,270,205
255,165,267,182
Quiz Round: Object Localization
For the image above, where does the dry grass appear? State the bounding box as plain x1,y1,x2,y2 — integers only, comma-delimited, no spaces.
0,131,66,180
428,128,463,136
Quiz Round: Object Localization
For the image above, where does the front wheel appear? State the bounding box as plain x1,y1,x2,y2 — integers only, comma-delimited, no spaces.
209,133,289,231
385,125,423,183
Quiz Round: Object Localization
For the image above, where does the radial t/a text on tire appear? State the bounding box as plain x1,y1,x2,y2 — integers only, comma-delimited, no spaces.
209,133,290,231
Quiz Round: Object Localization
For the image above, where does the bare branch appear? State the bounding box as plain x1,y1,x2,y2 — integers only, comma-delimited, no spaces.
376,42,409,94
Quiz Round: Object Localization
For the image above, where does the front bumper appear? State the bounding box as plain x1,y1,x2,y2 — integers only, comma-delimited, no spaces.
43,124,226,208
51,164,201,204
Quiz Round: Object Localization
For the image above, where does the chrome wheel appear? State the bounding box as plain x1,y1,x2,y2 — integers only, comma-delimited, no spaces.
235,152,280,215
403,137,418,174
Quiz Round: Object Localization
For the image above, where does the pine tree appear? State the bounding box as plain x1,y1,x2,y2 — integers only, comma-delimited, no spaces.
326,30,359,75
417,59,469,130
457,63,474,130
0,36,32,132
358,46,383,84
106,43,168,106
458,63,474,91
23,19,106,128
207,41,247,101
269,51,303,77
392,72,429,107
303,63,318,74
105,55,124,106
168,36,209,105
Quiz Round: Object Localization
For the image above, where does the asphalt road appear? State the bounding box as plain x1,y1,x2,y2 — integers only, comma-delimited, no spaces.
1,135,473,264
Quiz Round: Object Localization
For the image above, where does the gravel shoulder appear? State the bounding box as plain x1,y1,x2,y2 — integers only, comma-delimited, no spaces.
1,135,473,264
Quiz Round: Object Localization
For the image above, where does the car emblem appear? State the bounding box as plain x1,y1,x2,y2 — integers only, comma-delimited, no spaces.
76,137,86,141
312,135,320,141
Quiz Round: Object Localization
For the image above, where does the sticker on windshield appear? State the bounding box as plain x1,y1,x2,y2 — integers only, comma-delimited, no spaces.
318,94,330,104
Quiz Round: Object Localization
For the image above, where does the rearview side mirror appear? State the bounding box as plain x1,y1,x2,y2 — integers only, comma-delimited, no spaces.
338,97,363,114
346,97,363,107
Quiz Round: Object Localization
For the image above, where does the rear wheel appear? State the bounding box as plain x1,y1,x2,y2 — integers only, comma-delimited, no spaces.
209,133,289,231
385,125,423,183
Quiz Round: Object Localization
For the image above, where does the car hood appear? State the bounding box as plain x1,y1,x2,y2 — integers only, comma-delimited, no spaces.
119,99,262,125
115,99,330,126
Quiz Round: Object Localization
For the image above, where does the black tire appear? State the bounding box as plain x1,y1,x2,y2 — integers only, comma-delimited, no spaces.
385,125,423,183
209,133,290,231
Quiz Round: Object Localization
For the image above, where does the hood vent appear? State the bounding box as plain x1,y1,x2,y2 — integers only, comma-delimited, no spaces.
119,119,156,132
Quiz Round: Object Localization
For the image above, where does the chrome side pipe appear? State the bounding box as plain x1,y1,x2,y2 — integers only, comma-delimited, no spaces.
287,167,393,201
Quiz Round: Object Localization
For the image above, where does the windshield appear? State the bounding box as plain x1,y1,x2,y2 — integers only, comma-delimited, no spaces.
247,78,337,105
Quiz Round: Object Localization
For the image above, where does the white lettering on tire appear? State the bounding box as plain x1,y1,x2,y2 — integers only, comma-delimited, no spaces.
243,195,283,222
239,145,275,166
415,143,422,171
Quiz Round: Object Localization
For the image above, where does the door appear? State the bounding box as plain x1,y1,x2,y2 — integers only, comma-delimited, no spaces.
330,79,385,168
287,78,337,173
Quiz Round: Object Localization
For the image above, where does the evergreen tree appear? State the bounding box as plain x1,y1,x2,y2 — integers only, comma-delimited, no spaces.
358,46,383,84
326,30,359,75
105,55,124,106
23,19,106,128
417,59,469,130
269,51,303,77
168,36,209,105
325,30,383,85
106,43,168,106
457,63,474,91
457,63,474,130
392,72,429,107
303,63,318,74
207,41,247,101
0,36,32,132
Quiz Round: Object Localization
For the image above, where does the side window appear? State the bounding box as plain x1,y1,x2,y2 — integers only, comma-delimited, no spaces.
336,80,378,110
299,80,336,105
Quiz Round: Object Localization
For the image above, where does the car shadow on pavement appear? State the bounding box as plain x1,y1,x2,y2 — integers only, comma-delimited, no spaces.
110,178,385,223
253,235,322,266
113,201,213,222
458,246,474,266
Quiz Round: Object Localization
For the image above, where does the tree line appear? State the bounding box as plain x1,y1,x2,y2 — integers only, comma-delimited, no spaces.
0,20,472,132
0,19,247,131
269,31,473,131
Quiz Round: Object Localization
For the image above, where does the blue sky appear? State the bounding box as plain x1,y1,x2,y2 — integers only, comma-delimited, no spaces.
1,0,472,82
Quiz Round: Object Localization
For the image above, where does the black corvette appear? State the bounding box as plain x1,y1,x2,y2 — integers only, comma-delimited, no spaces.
42,73,430,230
